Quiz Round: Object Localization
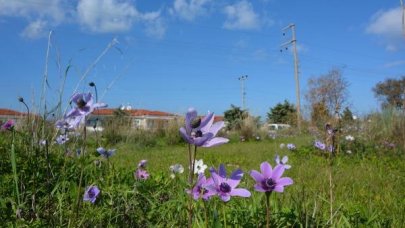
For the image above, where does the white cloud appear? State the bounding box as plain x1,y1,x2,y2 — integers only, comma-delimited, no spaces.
366,7,403,37
366,7,404,51
0,0,66,22
0,0,67,38
169,0,211,21
383,60,405,68
142,12,167,39
223,0,259,30
0,0,167,38
77,0,139,33
20,19,48,39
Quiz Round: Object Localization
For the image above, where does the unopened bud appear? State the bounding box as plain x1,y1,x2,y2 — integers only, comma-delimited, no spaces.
18,97,24,103
89,82,96,87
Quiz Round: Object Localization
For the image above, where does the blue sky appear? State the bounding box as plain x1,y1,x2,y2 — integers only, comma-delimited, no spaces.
0,0,404,119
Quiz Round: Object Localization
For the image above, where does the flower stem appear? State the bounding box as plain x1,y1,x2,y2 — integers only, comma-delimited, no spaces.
82,117,87,156
203,201,208,228
265,192,271,228
222,203,227,228
329,157,333,225
188,144,192,184
75,165,84,222
191,145,197,183
187,144,193,228
11,129,21,210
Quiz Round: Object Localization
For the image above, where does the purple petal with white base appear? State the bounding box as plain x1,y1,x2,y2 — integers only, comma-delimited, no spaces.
250,162,293,193
208,164,251,202
83,186,100,204
179,108,228,147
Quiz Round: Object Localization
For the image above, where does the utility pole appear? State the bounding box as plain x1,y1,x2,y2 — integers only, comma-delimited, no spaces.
238,75,248,110
281,23,301,132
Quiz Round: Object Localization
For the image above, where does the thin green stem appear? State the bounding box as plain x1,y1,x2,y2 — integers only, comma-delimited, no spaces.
188,144,193,184
94,85,98,103
74,167,84,222
11,129,21,208
329,158,333,226
222,203,227,228
187,144,194,228
191,145,197,184
203,201,208,228
82,117,87,156
265,192,271,228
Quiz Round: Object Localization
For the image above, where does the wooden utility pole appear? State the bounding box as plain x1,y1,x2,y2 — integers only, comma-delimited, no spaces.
238,75,248,110
281,23,301,132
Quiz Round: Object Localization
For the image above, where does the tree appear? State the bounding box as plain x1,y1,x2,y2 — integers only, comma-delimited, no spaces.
306,68,349,119
372,76,405,110
342,107,353,123
223,105,247,130
267,100,296,125
310,102,330,128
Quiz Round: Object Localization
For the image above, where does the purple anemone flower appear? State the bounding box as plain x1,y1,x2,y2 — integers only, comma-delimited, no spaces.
187,174,215,201
287,143,296,150
1,119,15,130
135,169,150,180
138,160,148,169
250,162,293,193
179,108,229,147
275,155,291,170
56,134,69,145
314,140,326,150
206,165,251,202
209,164,244,180
97,147,116,158
83,185,100,203
55,114,83,130
65,92,107,120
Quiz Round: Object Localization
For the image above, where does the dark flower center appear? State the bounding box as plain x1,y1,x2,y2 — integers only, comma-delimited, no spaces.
198,186,208,195
263,178,276,191
191,117,201,128
77,98,87,109
88,188,95,198
195,130,203,137
219,182,231,193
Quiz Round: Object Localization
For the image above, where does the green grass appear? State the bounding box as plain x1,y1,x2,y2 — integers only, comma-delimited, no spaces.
110,137,405,226
1,132,404,227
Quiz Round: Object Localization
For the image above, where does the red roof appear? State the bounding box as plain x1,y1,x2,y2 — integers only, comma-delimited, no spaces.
92,108,175,117
214,116,224,122
0,108,25,116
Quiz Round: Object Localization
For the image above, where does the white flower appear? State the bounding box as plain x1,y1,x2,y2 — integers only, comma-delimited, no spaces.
275,155,291,170
170,164,184,178
192,159,207,175
346,150,352,154
345,135,355,141
39,139,47,146
279,143,285,149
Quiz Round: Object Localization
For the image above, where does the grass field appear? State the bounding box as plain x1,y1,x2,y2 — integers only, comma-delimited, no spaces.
111,138,405,226
1,126,405,227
